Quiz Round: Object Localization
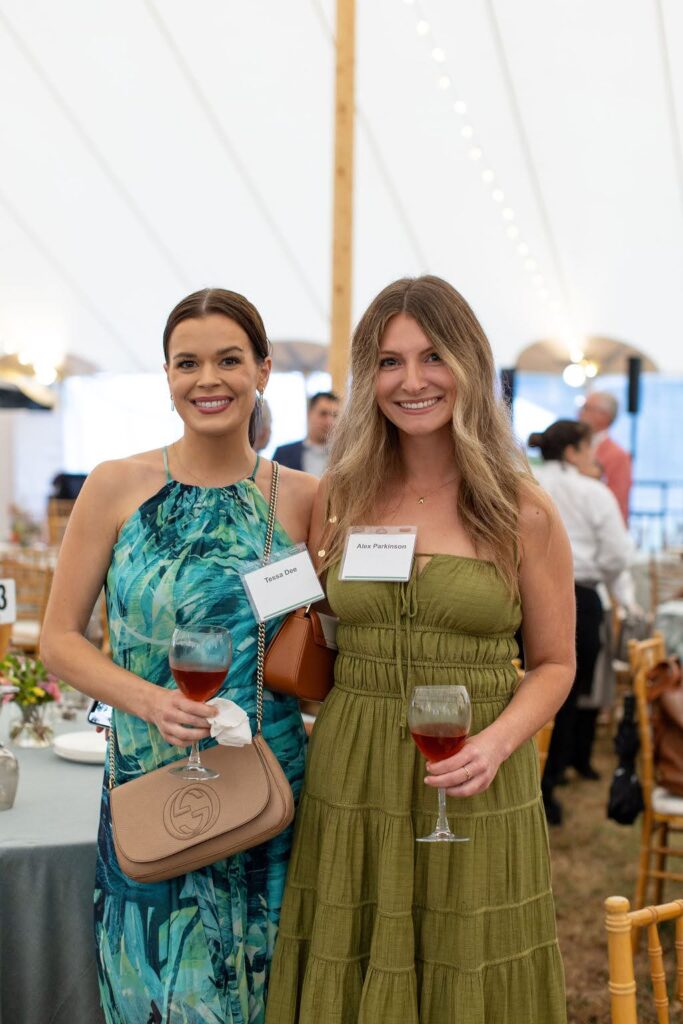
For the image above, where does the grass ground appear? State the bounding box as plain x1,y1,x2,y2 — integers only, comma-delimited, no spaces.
550,729,683,1023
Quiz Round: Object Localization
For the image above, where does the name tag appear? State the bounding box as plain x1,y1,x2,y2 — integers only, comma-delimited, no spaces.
240,545,325,623
0,578,17,625
339,527,418,582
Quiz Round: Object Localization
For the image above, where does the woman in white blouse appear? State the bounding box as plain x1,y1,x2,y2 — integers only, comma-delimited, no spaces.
529,419,633,824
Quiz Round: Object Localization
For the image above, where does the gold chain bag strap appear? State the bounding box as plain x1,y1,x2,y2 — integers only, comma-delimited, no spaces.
263,489,336,702
109,462,295,883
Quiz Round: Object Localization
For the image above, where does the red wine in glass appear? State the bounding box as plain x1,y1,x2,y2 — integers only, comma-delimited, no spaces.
407,685,472,843
171,666,228,704
410,725,469,763
168,625,232,781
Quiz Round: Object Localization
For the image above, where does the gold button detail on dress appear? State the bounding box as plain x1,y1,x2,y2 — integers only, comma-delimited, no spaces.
328,515,338,524
317,549,326,558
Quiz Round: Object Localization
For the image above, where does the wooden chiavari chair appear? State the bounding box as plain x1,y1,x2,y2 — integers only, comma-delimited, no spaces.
605,894,683,1023
0,557,54,656
46,498,75,547
628,635,683,934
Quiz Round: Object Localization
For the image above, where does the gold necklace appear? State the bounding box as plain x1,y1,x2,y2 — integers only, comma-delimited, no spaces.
404,474,459,505
171,442,254,488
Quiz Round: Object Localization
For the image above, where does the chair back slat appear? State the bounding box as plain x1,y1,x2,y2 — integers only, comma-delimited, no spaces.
46,498,75,546
676,916,683,1005
647,921,670,1023
631,633,667,811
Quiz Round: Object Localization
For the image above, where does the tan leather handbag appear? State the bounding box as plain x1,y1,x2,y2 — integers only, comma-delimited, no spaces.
264,605,336,702
109,462,295,883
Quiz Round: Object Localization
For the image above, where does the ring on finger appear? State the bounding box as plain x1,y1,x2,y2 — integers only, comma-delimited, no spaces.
462,764,472,782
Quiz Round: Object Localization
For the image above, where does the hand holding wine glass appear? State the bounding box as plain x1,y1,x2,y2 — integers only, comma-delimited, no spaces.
408,685,472,843
169,625,232,781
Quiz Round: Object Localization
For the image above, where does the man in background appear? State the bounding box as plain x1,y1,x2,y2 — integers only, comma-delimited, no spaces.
273,391,339,477
579,391,632,523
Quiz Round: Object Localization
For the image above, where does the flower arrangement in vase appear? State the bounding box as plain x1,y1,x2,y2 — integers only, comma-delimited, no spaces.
0,653,62,748
8,504,43,548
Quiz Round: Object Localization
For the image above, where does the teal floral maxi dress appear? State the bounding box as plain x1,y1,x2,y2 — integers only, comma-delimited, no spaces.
95,454,306,1024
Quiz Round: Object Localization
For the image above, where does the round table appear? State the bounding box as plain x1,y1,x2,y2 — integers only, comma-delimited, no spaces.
0,711,105,1024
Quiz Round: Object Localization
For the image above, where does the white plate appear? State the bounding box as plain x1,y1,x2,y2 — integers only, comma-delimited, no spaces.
53,730,107,764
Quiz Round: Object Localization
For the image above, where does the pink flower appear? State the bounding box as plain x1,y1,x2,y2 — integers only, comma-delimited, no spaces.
43,678,62,702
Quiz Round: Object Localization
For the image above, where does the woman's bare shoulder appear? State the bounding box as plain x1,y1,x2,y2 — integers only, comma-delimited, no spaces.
517,476,558,550
277,464,319,501
76,450,169,533
84,448,165,491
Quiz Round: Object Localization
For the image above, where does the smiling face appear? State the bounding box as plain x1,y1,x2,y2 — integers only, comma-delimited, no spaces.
165,314,270,437
375,313,457,437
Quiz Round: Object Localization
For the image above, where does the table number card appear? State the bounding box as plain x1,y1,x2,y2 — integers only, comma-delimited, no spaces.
0,578,16,625
339,527,418,582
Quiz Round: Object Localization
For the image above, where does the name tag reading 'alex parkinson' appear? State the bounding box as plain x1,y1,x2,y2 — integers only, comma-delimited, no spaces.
240,544,325,623
339,527,418,582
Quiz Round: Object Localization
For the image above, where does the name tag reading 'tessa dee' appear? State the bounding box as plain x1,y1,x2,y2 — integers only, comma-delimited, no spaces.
240,545,325,623
340,527,418,582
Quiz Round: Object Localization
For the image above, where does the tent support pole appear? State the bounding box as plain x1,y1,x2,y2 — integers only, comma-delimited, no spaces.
329,0,356,397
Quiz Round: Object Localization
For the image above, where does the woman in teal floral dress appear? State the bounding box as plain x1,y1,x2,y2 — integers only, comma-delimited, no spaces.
42,289,317,1024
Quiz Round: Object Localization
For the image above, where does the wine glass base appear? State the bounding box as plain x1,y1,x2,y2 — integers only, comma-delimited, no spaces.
417,830,470,843
169,764,219,782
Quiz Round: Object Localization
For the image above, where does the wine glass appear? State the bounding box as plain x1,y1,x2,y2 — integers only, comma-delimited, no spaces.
168,625,232,781
408,685,472,843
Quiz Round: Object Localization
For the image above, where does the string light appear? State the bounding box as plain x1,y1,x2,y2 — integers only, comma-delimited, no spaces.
402,1,561,313
563,363,586,387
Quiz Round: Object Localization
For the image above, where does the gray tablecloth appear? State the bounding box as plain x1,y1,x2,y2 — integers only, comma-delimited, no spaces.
0,713,105,1024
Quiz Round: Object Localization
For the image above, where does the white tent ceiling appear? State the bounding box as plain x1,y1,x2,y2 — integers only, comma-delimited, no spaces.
0,0,682,378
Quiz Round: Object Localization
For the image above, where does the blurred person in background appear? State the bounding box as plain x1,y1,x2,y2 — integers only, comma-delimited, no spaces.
579,391,632,523
529,420,633,825
254,397,272,451
272,391,339,477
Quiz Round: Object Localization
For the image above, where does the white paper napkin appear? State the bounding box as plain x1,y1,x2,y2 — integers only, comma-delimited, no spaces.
206,698,252,747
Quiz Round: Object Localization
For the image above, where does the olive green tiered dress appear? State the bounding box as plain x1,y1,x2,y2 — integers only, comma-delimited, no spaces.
266,555,567,1023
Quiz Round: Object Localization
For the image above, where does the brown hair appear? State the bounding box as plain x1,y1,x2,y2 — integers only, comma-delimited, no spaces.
528,420,592,462
320,275,539,596
163,288,270,446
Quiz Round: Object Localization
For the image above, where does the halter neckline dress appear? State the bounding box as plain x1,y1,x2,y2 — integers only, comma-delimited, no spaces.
95,450,306,1024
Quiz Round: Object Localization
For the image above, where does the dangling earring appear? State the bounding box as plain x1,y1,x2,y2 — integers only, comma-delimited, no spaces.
170,395,175,412
257,389,264,411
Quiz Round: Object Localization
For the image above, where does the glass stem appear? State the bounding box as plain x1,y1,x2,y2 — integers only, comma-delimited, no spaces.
436,786,450,833
187,741,201,769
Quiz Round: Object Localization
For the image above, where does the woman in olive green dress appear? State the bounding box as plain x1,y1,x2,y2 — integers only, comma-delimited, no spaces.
266,275,575,1023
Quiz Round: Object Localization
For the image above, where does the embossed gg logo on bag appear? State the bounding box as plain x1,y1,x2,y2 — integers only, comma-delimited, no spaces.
163,786,220,840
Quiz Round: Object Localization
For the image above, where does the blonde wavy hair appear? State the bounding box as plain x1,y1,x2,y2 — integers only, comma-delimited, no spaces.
320,275,539,596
